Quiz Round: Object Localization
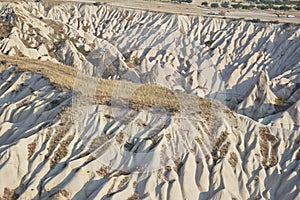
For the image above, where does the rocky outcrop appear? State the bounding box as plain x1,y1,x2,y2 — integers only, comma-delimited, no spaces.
0,66,299,200
0,1,299,126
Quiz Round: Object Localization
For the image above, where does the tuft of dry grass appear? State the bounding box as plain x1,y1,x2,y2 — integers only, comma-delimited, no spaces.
128,193,140,200
117,177,129,190
219,141,230,158
27,140,37,159
52,189,69,200
211,131,230,160
228,152,238,168
116,131,125,145
96,166,109,177
0,19,14,40
50,134,74,167
194,136,202,146
213,131,229,152
0,188,15,200
259,127,278,168
44,108,73,161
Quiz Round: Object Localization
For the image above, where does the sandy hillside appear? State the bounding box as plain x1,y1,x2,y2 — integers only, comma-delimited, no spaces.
0,1,299,200
0,61,299,199
0,1,299,127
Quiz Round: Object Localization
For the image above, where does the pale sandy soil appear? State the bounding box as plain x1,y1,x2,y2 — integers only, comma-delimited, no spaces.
2,0,300,23
78,0,300,23
0,1,299,199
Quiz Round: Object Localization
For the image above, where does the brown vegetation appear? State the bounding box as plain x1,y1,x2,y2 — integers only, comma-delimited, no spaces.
27,140,37,159
259,127,278,168
52,189,70,200
50,135,74,167
128,193,140,200
96,166,109,177
0,188,15,200
228,152,238,168
0,19,13,40
116,131,125,145
212,131,230,160
0,54,181,113
44,108,73,164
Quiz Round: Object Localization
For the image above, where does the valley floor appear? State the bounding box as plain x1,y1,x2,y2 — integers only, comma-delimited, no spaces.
43,0,300,24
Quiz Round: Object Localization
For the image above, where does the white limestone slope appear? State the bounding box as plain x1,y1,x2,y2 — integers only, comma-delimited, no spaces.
0,66,299,200
0,1,299,126
0,2,299,199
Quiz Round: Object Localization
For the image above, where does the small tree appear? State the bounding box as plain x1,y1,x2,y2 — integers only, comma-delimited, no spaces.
279,5,291,11
242,5,251,9
204,40,215,48
221,2,229,8
232,4,242,9
211,3,219,8
177,0,192,3
257,5,268,10
201,1,208,6
133,57,141,65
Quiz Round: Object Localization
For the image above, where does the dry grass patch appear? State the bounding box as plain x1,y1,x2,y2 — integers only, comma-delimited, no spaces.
0,188,15,200
116,131,125,145
27,140,37,159
128,193,140,200
212,131,230,160
0,54,223,116
52,189,70,200
44,108,73,161
1,54,180,112
50,134,74,167
96,166,109,177
0,19,14,40
228,152,238,168
117,176,129,190
259,127,278,168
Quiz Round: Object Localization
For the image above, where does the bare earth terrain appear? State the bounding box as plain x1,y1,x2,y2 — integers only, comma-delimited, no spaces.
71,0,300,23
0,0,299,200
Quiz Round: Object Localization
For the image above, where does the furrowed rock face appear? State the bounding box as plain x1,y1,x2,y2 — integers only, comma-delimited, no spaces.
0,1,299,200
0,66,299,200
0,1,299,123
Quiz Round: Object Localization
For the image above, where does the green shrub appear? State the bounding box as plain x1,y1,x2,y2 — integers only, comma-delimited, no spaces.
201,1,208,6
173,0,192,3
276,97,289,106
75,45,90,56
124,57,130,63
266,134,277,144
221,2,229,8
133,57,141,65
232,3,242,9
257,5,268,10
250,18,261,23
279,5,291,11
211,3,219,8
0,60,7,65
204,40,215,47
